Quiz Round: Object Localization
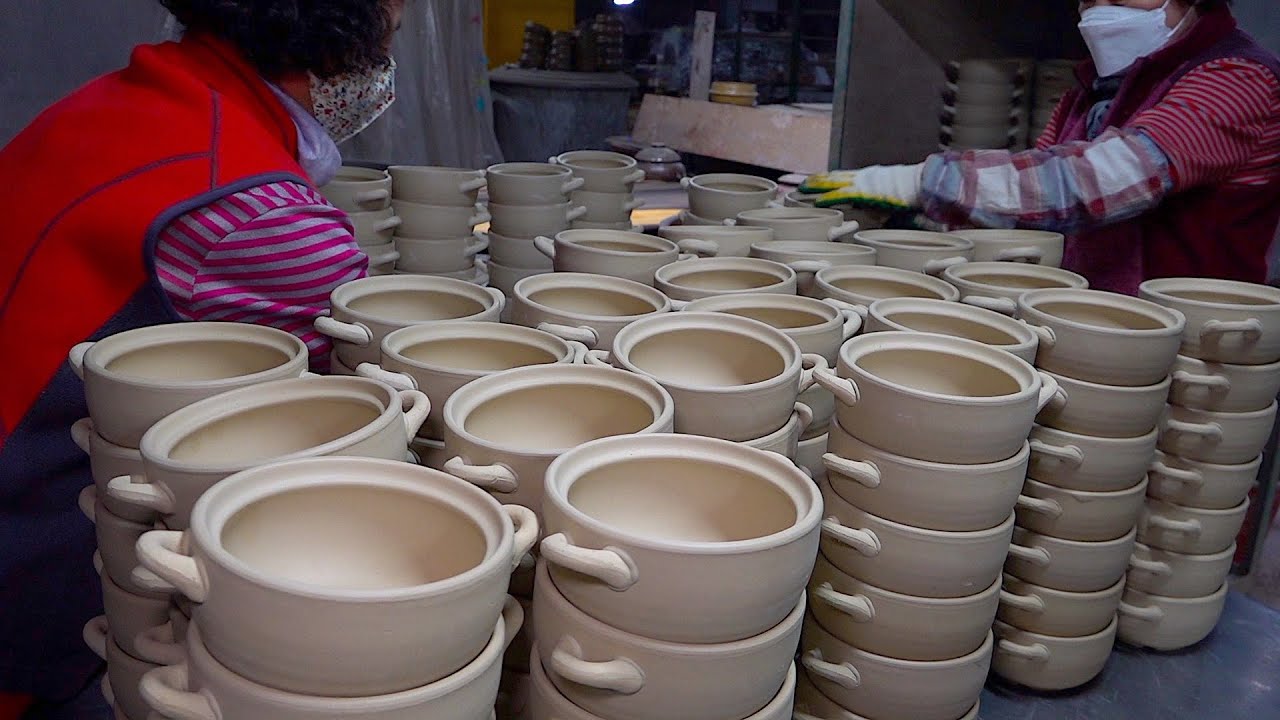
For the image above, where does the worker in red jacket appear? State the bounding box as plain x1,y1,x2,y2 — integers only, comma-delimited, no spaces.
804,0,1280,294
0,1,403,716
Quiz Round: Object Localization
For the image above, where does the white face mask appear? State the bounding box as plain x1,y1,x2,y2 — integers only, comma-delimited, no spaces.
1078,2,1179,78
310,59,397,144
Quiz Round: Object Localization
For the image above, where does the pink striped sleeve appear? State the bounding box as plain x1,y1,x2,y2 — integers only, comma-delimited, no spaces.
156,182,369,371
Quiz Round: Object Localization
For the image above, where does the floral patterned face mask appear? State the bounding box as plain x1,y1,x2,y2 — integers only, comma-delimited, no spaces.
310,58,397,144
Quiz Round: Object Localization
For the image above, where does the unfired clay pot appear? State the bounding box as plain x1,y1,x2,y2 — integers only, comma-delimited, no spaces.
656,257,798,301
943,262,1088,316
795,433,830,481
1027,424,1158,492
1118,582,1227,651
68,322,309,448
70,419,153,522
1127,541,1236,599
387,165,487,206
1139,277,1280,364
394,233,488,274
488,260,549,297
1015,476,1148,542
659,224,775,258
489,201,588,237
741,402,813,460
851,230,974,276
510,272,672,350
541,433,821,643
391,200,490,239
682,173,778,221
534,561,802,720
793,670,978,720
135,457,538,696
815,265,961,307
1137,497,1249,555
681,293,862,364
864,296,1039,363
947,229,1065,266
321,166,392,212
349,207,403,245
1158,401,1278,465
79,487,167,596
99,564,170,660
1168,354,1280,413
1005,526,1137,593
83,618,164,720
534,230,691,286
998,573,1124,638
1036,370,1170,439
488,231,554,269
991,616,1116,691
571,189,646,223
486,162,585,205
736,207,860,242
749,240,877,296
808,552,1000,661
551,151,646,193
1147,451,1260,510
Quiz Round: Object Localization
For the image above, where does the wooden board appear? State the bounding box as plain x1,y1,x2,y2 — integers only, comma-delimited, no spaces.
632,95,832,174
689,11,716,102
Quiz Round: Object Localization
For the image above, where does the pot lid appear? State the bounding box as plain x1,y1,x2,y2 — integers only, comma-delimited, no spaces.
636,142,682,164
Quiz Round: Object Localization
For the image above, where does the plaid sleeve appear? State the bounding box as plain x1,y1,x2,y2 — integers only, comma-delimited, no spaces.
919,127,1173,234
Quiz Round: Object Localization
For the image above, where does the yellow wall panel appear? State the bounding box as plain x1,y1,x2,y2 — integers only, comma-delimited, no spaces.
484,0,577,69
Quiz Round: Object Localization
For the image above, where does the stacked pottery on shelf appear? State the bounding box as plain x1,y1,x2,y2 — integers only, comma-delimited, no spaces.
551,150,647,231
994,288,1186,691
387,165,490,283
486,162,587,296
1125,279,1280,651
319,166,401,276
940,59,1028,151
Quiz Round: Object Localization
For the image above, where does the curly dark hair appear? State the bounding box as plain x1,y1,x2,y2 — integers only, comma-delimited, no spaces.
159,1,395,78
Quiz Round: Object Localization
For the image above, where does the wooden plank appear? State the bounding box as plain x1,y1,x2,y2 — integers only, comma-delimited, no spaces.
632,95,832,174
689,11,716,102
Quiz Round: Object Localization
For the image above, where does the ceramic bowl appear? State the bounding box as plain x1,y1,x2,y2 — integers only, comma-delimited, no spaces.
135,457,538,696
820,480,1014,598
83,618,163,720
682,293,862,365
1139,278,1280,364
510,272,672,350
489,201,588,237
749,241,877,296
1118,583,1228,651
851,230,974,275
943,262,1089,316
106,376,430,529
795,432,829,480
1019,288,1187,386
395,233,489,274
809,552,1000,661
391,200,490,239
70,419,154,522
1015,476,1147,543
801,615,991,720
673,209,737,226
387,165,487,206
947,229,1065,266
814,331,1059,464
1127,542,1236,598
488,260,549,297
79,487,166,596
571,189,645,223
825,418,1028,532
1158,401,1278,465
740,402,812,460
320,166,392,212
486,162,585,205
1027,424,1158,492
535,230,690,286
361,241,402,272
68,322,309,448
1006,526,1137,593
140,603,519,720
815,265,961,307
1137,497,1250,555
660,224,776,258
736,207,860,242
99,565,171,659
441,364,674,520
551,151,646,193
682,173,778,221
991,616,1116,691
1168,354,1280,413
999,573,1125,638
594,312,824,441
655,257,798,302
488,231,554,269
1147,451,1261,510
541,433,821,643
534,561,802,720
793,670,978,720
349,207,403,245
864,296,1040,363
1036,371,1170,439
571,219,642,231
320,275,506,367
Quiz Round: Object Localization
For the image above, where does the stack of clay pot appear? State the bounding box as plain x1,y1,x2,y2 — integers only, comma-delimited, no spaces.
551,150,647,231
993,288,1186,691
678,173,778,226
940,59,1029,151
386,165,491,285
485,162,587,296
1119,278,1280,651
319,166,402,276
797,327,1058,720
531,432,814,720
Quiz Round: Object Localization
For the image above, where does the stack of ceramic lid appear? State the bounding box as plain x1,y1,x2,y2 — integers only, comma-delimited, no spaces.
1122,278,1280,651
994,288,1186,691
940,59,1028,151
531,432,812,720
710,80,759,106
679,173,778,226
485,162,587,296
551,150,647,231
319,166,401,276
1031,59,1078,142
383,165,490,282
520,22,552,69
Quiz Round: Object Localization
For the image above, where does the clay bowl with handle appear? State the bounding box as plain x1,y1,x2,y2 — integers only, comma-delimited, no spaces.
1005,525,1137,593
509,272,672,351
387,165,486,206
1139,277,1280,364
1137,497,1250,555
1157,401,1278,465
815,265,961,307
736,207,860,242
1014,476,1148,543
947,229,1064,266
1027,424,1158,492
991,616,1116,691
863,296,1040,363
1127,541,1236,599
851,229,974,276
998,573,1124,638
1117,582,1228,651
941,261,1089,317
486,162,585,205
1146,450,1261,510
1168,353,1280,413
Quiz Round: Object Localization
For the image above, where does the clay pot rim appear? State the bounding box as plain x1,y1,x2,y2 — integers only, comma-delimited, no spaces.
868,296,1038,350
1132,540,1238,563
330,275,501,327
947,229,1064,243
552,150,639,171
853,229,975,253
379,322,574,378
830,416,1031,472
943,261,1088,288
486,161,575,179
683,293,846,337
1032,423,1159,447
687,173,779,196
1173,353,1280,374
751,240,877,257
1002,572,1126,601
553,229,679,256
1144,496,1250,518
741,403,810,450
807,612,996,669
1041,369,1171,394
514,272,671,320
661,225,775,238
1023,475,1148,501
1122,580,1228,607
487,200,577,212
390,198,484,213
1140,277,1280,310
74,419,142,461
994,614,1118,645
387,165,485,177
655,256,797,288
1013,524,1138,550
738,207,846,223
1166,399,1278,422
814,265,962,302
1151,449,1263,473
827,483,1018,541
1019,288,1187,337
330,166,389,182
818,553,1004,606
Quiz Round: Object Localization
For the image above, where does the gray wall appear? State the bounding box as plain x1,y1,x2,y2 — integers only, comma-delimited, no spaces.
1237,0,1280,55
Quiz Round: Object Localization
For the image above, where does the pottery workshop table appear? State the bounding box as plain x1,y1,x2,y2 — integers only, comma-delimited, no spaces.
981,591,1280,719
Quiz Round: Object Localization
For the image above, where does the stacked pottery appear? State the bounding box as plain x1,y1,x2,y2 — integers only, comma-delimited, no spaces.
131,456,536,720
387,165,490,283
851,230,975,277
486,162,587,296
1124,278,1280,651
994,288,1187,690
679,173,779,225
947,229,1066,267
66,322,313,720
1031,60,1076,142
551,150,647,231
802,331,1056,719
532,433,816,720
941,59,1027,151
736,207,863,297
319,166,401,276
942,261,1089,317
533,229,695,287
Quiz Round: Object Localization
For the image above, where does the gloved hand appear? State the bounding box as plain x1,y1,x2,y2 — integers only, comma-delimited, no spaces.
799,164,926,211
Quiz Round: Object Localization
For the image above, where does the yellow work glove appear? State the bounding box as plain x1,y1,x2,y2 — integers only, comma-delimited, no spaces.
799,164,925,211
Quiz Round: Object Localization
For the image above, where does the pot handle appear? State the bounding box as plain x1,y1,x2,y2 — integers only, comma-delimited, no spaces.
623,169,647,186
374,215,403,233
355,363,418,392
458,176,488,194
679,177,693,189
136,530,208,603
562,178,587,195
499,596,525,651
397,389,432,438
132,566,178,594
365,247,401,267
82,615,108,660
811,583,875,622
1128,555,1173,577
1006,543,1052,566
314,315,373,347
1201,318,1263,344
537,322,600,348
1021,322,1057,349
1118,601,1164,622
533,235,557,260
548,638,644,695
624,198,647,212
676,238,720,257
484,287,508,314
997,638,1050,662
1028,438,1085,468
1171,370,1231,394
923,256,968,276
355,189,391,209
1161,417,1224,444
801,650,861,689
466,232,490,257
140,665,217,720
820,518,881,557
1000,588,1046,613
1034,372,1063,413
1145,514,1202,534
798,354,829,393
107,474,176,515
583,349,613,368
77,485,96,523
70,418,93,454
993,246,1045,264
789,260,833,275
1148,460,1204,486
468,208,493,227
793,402,815,437
1016,494,1063,519
827,220,861,241
540,533,639,590
502,506,540,572
566,206,589,223
963,295,1018,316
68,342,94,380
134,622,185,666
443,457,519,494
811,367,860,406
822,453,881,489
567,341,591,364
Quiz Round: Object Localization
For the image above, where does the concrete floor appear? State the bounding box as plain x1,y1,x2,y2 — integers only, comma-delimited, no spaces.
1241,510,1280,610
